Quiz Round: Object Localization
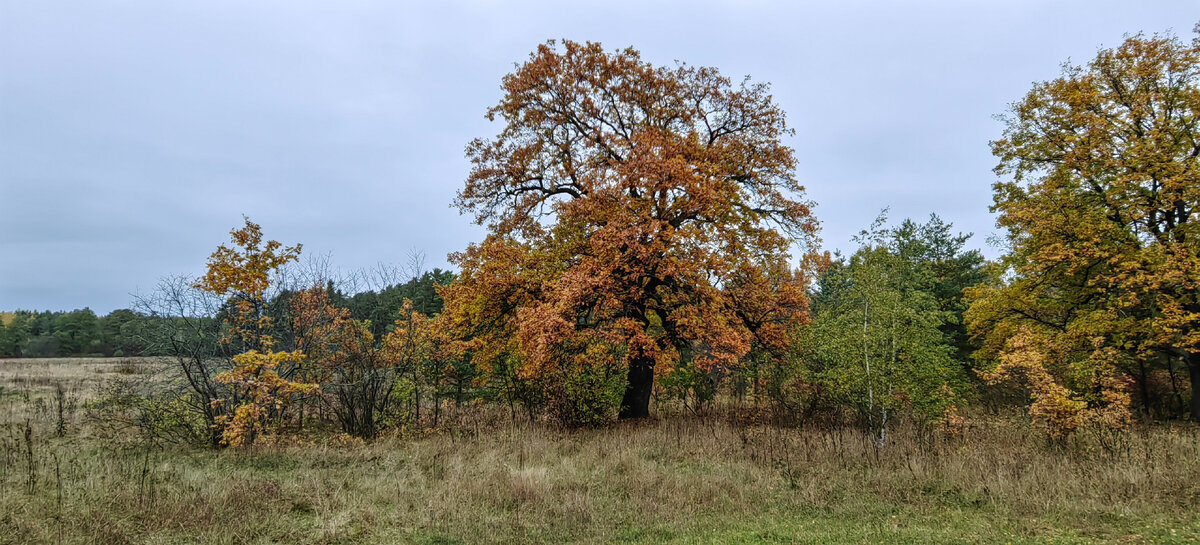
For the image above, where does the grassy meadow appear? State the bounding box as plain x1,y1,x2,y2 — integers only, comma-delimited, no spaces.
1,357,1199,544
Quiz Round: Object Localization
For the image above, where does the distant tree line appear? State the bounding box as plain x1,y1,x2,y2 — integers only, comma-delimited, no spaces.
0,308,143,358
0,270,452,360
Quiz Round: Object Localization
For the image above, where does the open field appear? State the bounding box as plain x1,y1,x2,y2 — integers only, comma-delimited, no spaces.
0,357,166,398
1,357,1199,544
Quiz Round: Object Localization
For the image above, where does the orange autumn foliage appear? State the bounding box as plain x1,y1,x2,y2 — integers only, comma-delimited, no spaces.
980,328,1131,439
291,285,449,436
443,40,818,420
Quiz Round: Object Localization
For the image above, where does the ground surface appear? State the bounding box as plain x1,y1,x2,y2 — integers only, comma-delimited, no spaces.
1,357,1199,544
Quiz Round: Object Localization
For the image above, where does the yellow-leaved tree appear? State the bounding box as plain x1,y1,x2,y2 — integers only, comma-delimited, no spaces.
967,28,1200,431
194,217,316,447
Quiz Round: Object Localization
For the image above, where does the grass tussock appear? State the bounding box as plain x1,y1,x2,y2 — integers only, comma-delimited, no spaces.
1,360,1199,544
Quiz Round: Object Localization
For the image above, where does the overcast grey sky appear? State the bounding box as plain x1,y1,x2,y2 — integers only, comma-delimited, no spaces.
0,1,1194,314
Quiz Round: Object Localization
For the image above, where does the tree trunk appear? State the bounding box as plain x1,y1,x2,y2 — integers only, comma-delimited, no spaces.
1188,351,1200,422
619,356,654,419
1137,358,1152,418
1167,356,1184,416
412,369,421,426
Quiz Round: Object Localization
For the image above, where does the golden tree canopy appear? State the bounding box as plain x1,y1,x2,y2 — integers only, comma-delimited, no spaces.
969,28,1200,423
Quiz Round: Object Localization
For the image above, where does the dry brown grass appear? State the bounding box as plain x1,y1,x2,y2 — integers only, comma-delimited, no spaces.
1,359,1199,544
0,358,167,429
0,357,165,397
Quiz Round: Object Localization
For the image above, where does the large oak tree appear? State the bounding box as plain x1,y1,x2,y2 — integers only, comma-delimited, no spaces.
443,40,817,419
967,29,1200,423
